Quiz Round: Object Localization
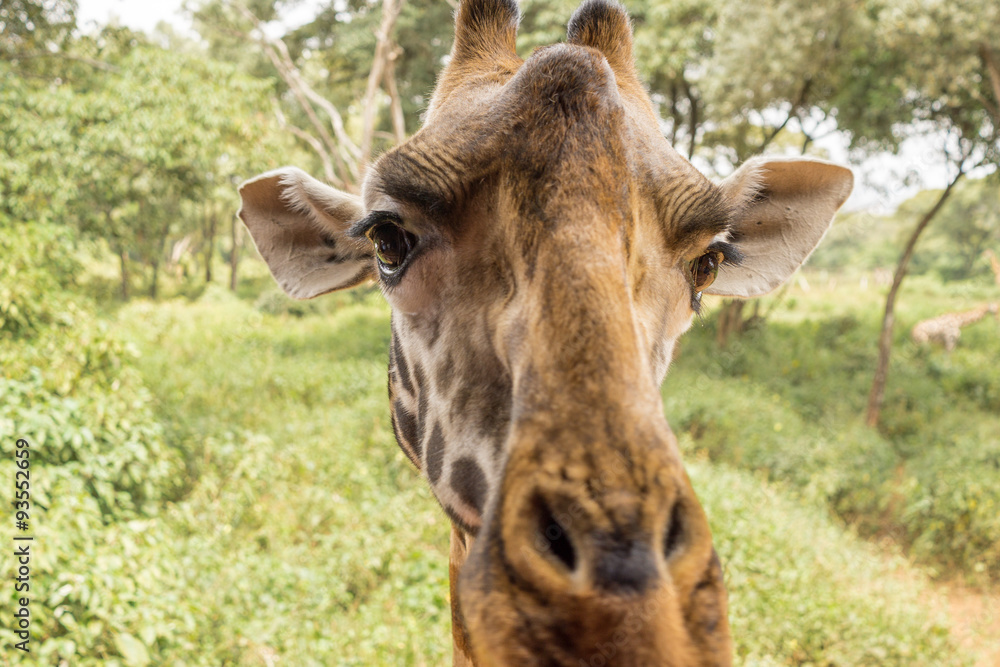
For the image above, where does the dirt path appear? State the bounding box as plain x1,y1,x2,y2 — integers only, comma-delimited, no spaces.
941,581,1000,666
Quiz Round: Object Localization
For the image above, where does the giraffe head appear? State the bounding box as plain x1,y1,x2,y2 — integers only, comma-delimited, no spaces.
238,1,852,664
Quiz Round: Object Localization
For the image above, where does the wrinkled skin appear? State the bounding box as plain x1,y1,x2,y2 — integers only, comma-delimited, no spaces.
236,1,853,664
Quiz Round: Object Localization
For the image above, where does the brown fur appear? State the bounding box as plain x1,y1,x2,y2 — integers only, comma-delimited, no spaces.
364,1,734,663
237,0,853,664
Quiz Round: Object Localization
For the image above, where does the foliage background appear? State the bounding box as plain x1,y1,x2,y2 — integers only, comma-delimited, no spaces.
1,0,998,664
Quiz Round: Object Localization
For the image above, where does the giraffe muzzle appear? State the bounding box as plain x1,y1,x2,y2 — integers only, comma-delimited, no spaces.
457,419,727,666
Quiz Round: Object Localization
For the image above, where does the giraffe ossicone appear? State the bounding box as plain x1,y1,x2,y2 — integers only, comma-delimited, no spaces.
238,1,853,664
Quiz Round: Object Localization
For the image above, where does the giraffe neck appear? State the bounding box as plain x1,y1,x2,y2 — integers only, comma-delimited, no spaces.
986,250,1000,285
955,306,991,327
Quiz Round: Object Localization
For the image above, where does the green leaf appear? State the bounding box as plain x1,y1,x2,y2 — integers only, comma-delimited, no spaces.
115,632,150,667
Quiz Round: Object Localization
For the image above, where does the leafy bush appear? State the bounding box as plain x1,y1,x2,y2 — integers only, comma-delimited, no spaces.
0,367,181,520
0,224,188,663
0,315,189,662
894,435,1000,580
0,221,82,340
667,296,1000,583
0,364,188,664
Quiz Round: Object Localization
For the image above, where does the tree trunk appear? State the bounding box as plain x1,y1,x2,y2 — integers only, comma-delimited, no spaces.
229,214,243,292
716,300,745,347
149,259,159,299
205,206,218,284
118,248,130,301
865,172,964,427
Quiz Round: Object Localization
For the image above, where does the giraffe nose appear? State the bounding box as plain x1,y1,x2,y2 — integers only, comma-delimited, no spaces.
509,486,682,595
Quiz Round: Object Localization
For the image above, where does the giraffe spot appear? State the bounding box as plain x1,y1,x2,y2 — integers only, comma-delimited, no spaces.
426,422,446,485
413,362,426,392
450,456,488,516
392,332,415,396
391,399,421,467
442,502,480,537
690,551,725,635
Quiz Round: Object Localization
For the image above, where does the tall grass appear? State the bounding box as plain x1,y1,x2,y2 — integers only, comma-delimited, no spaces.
668,273,1000,583
95,291,968,665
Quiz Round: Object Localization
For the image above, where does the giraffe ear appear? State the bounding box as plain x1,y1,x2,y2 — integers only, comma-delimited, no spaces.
706,157,853,298
238,168,374,299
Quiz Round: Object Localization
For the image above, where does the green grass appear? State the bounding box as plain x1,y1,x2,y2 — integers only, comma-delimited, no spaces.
668,271,1000,583
4,270,990,664
106,292,970,664
114,291,453,666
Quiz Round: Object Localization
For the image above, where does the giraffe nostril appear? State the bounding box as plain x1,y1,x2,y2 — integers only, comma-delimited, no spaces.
664,500,686,560
533,495,577,572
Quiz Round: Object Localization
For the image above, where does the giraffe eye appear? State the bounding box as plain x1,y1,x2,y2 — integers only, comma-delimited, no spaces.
690,251,723,292
367,222,417,276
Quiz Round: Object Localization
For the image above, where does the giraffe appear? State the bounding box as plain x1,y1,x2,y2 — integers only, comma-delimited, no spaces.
911,303,999,352
236,1,853,664
984,249,1000,286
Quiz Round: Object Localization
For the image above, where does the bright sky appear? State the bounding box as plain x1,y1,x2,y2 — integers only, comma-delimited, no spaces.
76,0,191,35
74,0,324,38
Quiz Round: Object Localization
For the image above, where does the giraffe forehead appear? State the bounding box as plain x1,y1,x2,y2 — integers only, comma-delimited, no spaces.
364,40,727,243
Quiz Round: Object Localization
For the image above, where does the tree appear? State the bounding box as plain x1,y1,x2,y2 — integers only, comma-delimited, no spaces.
191,0,447,190
2,19,281,299
855,0,1000,427
1,0,77,61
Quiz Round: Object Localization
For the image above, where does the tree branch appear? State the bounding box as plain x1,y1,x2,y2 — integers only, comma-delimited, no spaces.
267,33,361,161
234,2,359,188
383,43,407,143
360,0,404,171
272,101,340,187
758,78,813,154
978,43,1000,126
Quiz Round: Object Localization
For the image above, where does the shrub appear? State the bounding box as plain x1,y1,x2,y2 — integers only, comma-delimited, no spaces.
0,225,188,663
0,366,181,521
0,221,82,340
668,301,1000,584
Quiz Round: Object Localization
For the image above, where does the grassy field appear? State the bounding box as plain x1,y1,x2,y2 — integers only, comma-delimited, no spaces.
3,256,998,664
671,271,1000,585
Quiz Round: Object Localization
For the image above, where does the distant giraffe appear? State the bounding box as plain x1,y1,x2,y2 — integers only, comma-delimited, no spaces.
984,249,1000,286
911,303,999,351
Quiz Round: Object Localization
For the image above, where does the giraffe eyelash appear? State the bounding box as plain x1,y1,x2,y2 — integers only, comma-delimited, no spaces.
689,241,742,315
347,211,403,239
